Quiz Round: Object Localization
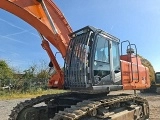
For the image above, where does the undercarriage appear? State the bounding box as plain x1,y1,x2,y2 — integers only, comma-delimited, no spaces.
9,92,149,120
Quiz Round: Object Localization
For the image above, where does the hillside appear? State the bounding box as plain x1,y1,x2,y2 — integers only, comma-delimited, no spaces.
138,55,155,82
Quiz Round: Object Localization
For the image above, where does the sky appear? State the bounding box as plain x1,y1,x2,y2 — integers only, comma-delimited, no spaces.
0,0,160,72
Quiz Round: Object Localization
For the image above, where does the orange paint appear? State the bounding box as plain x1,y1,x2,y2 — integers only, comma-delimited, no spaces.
120,54,150,90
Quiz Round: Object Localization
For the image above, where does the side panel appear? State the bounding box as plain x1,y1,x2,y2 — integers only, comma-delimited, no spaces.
121,60,150,90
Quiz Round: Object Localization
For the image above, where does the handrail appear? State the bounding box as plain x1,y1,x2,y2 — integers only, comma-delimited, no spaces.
127,44,139,83
121,40,133,82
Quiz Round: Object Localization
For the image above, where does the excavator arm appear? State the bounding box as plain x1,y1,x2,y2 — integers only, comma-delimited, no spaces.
0,0,72,88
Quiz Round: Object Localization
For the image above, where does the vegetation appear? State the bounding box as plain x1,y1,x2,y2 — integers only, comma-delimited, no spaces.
0,59,66,100
0,89,66,100
0,60,14,86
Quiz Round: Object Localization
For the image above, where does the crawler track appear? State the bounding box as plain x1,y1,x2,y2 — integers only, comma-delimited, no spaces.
9,92,149,120
9,92,73,120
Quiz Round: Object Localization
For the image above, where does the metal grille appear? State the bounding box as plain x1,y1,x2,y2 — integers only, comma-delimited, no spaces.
64,31,92,89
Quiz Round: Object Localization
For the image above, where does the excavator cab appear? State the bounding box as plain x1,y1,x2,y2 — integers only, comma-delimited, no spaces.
64,26,122,92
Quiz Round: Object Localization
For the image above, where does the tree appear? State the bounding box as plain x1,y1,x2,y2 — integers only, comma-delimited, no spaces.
37,70,49,80
0,60,14,86
36,60,49,80
23,66,36,79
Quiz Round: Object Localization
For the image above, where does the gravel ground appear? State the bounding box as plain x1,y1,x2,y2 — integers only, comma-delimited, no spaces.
139,92,160,120
0,91,159,120
0,98,27,120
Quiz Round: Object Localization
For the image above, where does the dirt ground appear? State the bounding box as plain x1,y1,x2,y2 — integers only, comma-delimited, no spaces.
139,92,160,120
110,90,160,120
0,90,159,120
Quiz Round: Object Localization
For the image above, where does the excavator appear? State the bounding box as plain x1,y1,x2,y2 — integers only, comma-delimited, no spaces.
141,72,160,93
1,0,150,120
152,72,160,93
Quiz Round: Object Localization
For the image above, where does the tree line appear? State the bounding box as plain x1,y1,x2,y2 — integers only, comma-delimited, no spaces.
0,60,52,92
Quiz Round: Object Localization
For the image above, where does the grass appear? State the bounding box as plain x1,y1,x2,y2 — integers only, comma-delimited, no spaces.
0,89,67,100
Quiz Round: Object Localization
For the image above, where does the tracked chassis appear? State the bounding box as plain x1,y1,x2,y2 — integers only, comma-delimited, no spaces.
9,92,149,120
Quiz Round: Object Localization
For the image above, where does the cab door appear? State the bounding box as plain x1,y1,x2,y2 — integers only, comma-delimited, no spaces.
92,34,121,86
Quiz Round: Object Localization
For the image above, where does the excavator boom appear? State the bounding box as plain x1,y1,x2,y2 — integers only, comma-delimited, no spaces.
1,0,72,88
1,0,72,55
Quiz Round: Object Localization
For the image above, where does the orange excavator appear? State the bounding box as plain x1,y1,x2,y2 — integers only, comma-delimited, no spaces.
1,0,150,120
